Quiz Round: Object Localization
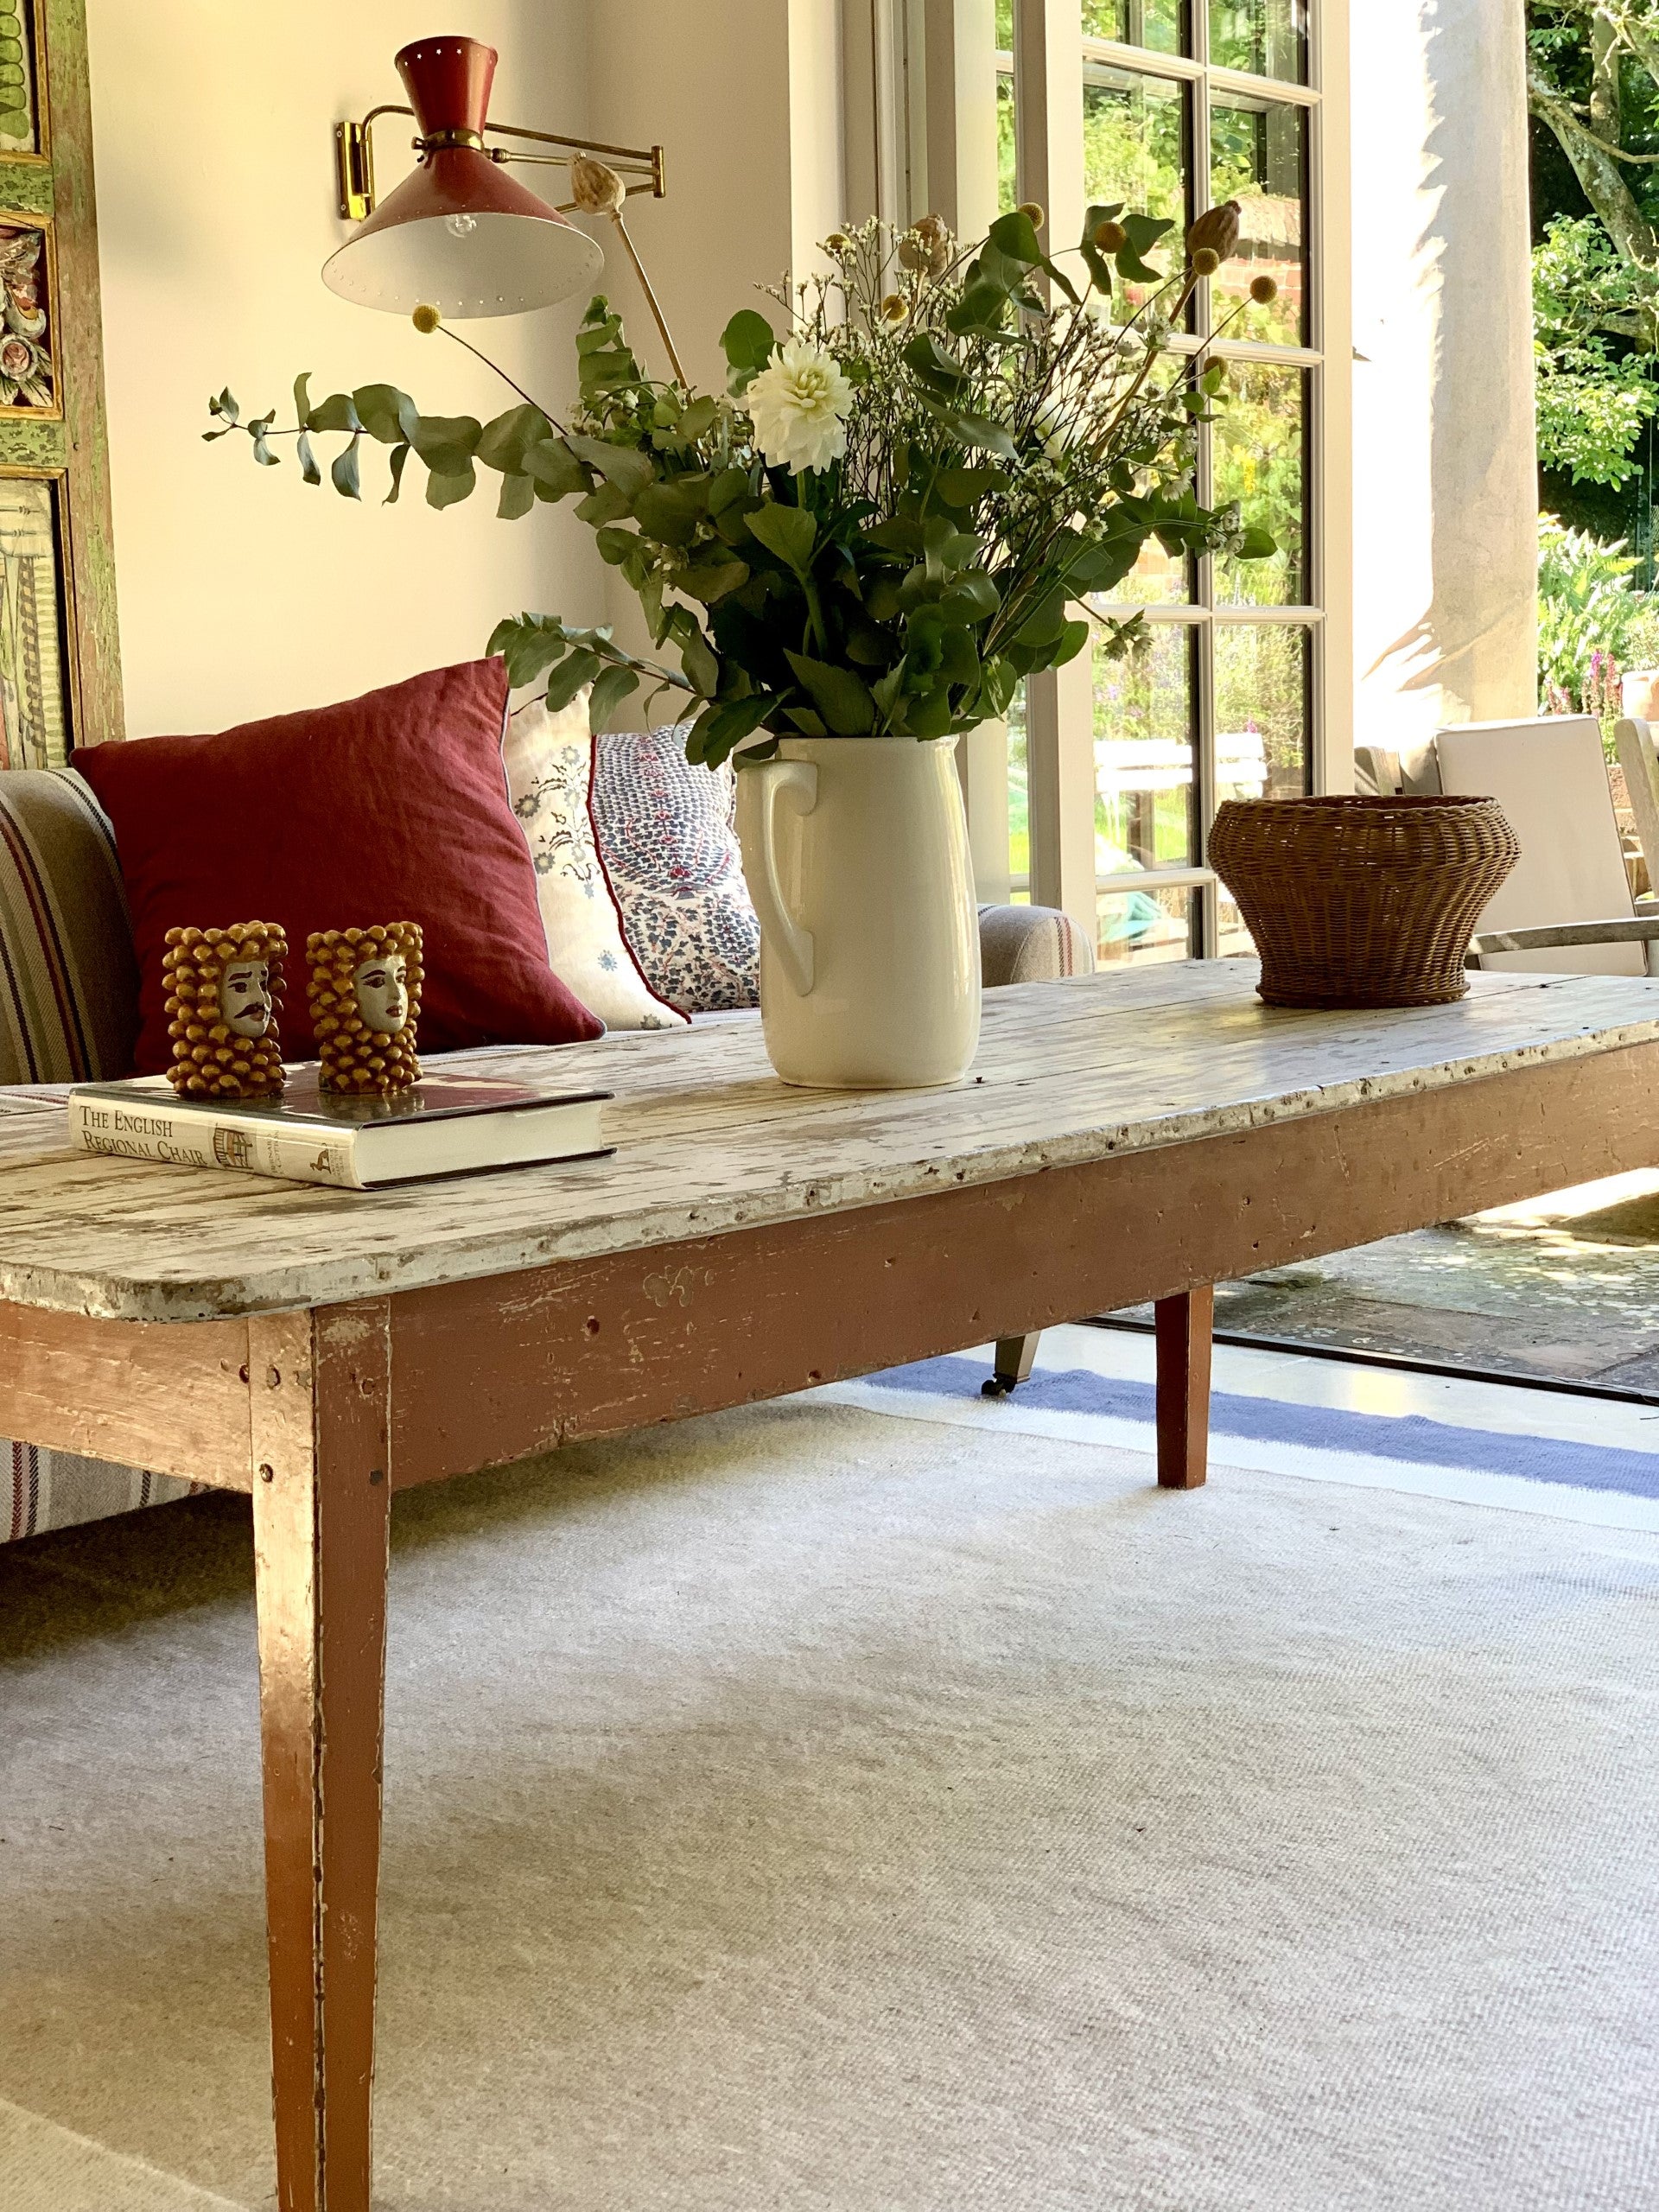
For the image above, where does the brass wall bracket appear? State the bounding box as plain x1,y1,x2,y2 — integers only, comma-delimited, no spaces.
333,106,665,226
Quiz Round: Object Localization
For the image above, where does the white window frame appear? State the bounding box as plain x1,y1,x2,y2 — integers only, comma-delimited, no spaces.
853,0,1352,942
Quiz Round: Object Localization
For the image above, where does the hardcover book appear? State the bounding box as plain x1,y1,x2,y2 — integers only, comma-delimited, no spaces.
67,1069,613,1190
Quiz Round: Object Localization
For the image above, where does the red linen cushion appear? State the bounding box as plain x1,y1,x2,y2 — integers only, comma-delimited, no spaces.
78,657,603,1075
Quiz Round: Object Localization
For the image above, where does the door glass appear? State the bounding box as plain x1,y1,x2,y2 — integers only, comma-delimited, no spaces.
1094,622,1197,874
1084,0,1185,54
1211,362,1307,605
1214,624,1310,804
1209,0,1307,84
1098,886,1197,963
1007,680,1029,897
1084,66,1190,318
1210,92,1306,346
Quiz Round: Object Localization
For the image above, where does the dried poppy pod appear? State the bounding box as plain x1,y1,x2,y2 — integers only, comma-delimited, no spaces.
307,923,424,1096
897,213,952,277
162,921,289,1099
1186,200,1242,266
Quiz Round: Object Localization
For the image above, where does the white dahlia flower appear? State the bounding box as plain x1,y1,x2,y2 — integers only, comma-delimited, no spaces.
744,339,855,474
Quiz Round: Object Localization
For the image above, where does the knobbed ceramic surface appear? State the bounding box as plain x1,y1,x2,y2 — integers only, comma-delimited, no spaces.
734,736,981,1088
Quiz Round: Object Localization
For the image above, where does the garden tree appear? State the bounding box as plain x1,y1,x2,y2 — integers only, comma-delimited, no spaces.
1529,3,1659,486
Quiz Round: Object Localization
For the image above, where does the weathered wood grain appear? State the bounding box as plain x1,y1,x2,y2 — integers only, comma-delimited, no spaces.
252,1305,391,2212
383,1036,1659,1484
1,967,1658,1322
42,0,124,745
0,1297,250,1479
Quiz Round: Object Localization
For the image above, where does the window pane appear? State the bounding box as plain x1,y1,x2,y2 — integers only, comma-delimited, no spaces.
1210,94,1306,346
1084,66,1189,319
997,67,1017,212
1208,0,1307,84
1214,623,1310,805
1007,679,1029,895
1083,0,1185,54
1091,537,1191,607
1211,362,1306,605
1095,623,1197,873
1098,885,1197,964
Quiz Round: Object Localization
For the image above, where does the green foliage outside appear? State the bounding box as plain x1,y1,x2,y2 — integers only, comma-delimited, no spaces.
207,207,1276,767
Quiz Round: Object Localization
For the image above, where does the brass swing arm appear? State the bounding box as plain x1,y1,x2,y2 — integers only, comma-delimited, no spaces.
334,105,666,224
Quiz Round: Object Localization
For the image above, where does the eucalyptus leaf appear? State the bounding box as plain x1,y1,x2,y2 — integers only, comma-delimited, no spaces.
476,403,556,474
309,391,363,435
329,435,361,499
424,463,476,510
410,415,482,476
353,383,420,444
588,663,640,731
385,442,411,505
545,647,605,711
296,430,321,486
497,471,535,520
575,480,635,526
565,434,655,498
523,439,587,498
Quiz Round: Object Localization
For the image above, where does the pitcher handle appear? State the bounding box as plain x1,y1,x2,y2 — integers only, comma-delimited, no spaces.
739,756,818,997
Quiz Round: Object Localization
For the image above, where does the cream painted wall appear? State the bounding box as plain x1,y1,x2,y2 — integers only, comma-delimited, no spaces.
582,0,844,668
86,1,607,737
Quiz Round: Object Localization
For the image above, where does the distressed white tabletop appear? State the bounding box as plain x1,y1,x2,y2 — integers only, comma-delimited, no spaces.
1,962,1658,1323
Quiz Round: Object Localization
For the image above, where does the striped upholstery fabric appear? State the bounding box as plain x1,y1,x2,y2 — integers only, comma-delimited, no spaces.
6,1446,196,1543
0,766,140,1084
0,771,156,1546
977,901,1096,988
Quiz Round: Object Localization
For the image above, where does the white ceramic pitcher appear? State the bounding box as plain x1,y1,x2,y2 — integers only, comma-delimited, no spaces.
734,734,982,1089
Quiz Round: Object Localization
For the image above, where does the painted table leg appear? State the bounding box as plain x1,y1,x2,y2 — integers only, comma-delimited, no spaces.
251,1305,392,2212
1154,1286,1214,1491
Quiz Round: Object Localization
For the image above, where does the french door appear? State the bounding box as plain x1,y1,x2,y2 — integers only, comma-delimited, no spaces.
908,0,1351,959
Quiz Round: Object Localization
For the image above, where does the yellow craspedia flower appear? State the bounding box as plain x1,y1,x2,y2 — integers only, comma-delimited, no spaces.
1250,274,1279,305
411,303,442,334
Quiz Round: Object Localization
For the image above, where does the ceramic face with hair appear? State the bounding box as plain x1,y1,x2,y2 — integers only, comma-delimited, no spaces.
162,921,289,1097
306,923,423,1095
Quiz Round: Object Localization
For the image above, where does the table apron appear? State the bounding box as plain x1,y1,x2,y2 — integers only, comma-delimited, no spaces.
2,1039,1653,1493
385,1039,1659,1487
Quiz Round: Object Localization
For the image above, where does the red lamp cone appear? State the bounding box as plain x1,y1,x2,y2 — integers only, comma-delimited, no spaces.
321,35,602,317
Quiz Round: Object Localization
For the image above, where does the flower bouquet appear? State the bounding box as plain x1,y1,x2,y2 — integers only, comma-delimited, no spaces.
210,198,1275,760
210,198,1277,1082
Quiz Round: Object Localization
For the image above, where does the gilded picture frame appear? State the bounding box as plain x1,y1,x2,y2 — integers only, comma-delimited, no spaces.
0,462,75,766
0,211,58,419
0,0,48,166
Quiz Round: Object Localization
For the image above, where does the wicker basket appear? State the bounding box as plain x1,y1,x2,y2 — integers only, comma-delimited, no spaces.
1207,795,1520,1008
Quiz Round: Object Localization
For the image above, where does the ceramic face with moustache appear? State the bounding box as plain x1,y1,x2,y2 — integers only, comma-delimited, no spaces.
217,959,274,1039
353,952,409,1036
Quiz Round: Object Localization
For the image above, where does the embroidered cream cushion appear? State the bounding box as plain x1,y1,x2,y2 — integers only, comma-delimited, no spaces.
502,693,686,1032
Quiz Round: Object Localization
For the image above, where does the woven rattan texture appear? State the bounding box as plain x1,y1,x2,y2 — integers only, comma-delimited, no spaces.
1209,796,1521,1008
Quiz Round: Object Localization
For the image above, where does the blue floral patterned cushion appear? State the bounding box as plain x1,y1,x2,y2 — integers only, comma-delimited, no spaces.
590,727,760,1014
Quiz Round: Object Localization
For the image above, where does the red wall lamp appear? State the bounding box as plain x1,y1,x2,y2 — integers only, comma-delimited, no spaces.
324,34,683,381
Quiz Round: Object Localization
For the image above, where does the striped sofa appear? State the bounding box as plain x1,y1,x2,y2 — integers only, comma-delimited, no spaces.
0,765,1093,1548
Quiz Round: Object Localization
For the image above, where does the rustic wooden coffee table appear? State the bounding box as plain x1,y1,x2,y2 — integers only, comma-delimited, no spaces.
3,962,1658,2212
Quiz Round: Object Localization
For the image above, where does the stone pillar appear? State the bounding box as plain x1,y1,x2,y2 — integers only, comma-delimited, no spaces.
1351,0,1538,758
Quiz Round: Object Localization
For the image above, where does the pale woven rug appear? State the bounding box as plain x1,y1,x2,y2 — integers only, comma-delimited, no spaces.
2,1393,1656,2211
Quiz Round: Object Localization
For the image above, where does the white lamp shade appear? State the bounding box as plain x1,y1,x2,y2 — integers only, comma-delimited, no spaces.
322,202,604,318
